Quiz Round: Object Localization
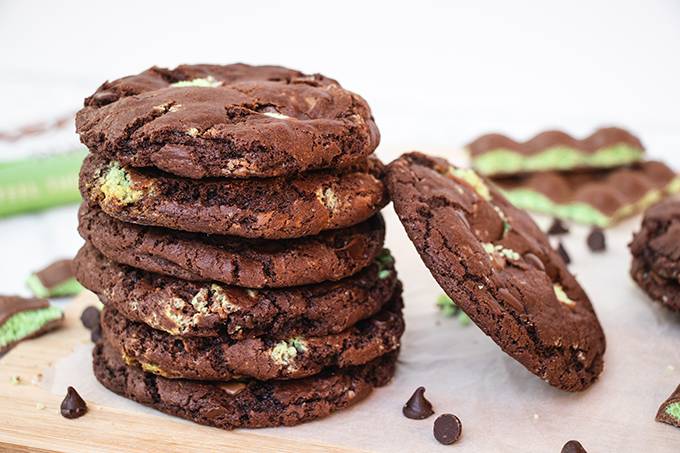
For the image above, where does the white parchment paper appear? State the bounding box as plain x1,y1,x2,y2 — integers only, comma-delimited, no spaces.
44,207,680,452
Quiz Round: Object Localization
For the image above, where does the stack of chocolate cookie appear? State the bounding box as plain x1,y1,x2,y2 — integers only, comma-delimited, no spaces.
73,64,403,429
466,127,680,228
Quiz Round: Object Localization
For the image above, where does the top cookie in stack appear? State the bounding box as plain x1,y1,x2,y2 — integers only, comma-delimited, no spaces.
466,127,680,227
74,64,403,430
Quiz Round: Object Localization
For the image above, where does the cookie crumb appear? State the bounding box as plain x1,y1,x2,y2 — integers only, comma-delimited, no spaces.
10,375,21,385
36,402,46,410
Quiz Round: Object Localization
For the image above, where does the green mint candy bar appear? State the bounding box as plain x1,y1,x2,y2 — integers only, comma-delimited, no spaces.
656,384,680,429
0,149,86,218
26,259,82,298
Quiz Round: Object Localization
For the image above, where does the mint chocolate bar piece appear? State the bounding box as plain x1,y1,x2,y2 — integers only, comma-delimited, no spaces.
26,259,83,298
657,384,680,429
467,127,644,177
0,295,64,354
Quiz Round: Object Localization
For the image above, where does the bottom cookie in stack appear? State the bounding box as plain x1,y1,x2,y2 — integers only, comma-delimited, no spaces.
630,198,680,311
75,243,403,429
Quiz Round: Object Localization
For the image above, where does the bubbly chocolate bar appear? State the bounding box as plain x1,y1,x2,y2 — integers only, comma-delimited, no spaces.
467,127,644,176
493,161,680,227
26,259,83,298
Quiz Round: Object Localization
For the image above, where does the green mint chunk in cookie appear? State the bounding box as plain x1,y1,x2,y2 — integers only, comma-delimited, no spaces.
271,337,308,366
553,284,575,306
447,167,491,200
170,76,222,88
26,259,82,298
376,249,394,279
0,296,64,354
483,243,520,261
99,161,144,205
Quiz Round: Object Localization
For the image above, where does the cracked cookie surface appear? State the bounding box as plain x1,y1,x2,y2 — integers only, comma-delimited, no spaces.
76,64,380,179
78,204,385,288
74,243,398,339
98,286,403,381
93,340,397,429
386,152,606,391
79,154,388,239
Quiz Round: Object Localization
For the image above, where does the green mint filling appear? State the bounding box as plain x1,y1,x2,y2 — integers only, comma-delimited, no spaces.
483,243,520,261
502,189,611,227
665,402,680,420
0,306,63,349
26,274,83,298
376,249,394,279
100,162,143,205
170,76,222,88
471,144,644,175
447,167,491,200
553,284,575,306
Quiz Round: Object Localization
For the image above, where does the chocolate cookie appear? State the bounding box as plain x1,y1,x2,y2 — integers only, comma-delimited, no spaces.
74,243,398,339
76,64,380,179
93,340,397,429
78,204,385,288
630,199,680,281
99,288,403,381
386,152,606,391
630,259,680,312
467,127,644,177
493,161,680,227
79,154,388,239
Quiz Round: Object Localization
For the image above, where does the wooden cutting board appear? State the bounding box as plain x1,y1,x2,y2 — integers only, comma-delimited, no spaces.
0,292,365,453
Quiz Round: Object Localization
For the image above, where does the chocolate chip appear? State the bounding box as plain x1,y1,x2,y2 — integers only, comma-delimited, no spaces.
557,242,571,264
433,413,462,445
80,306,100,331
586,228,606,252
561,440,587,453
523,252,545,271
547,218,569,235
60,386,87,419
92,90,118,106
90,323,102,343
402,386,434,419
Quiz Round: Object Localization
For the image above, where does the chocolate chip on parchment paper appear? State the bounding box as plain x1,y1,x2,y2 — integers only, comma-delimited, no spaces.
433,413,462,445
402,386,434,420
547,218,570,235
586,228,606,252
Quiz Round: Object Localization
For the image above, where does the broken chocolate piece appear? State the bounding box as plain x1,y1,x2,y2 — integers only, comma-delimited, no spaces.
656,384,680,429
26,259,82,298
0,295,63,354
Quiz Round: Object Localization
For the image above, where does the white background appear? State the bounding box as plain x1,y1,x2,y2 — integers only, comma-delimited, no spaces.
1,2,680,450
1,1,680,291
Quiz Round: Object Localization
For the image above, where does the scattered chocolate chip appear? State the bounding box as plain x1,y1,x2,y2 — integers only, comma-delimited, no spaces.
557,241,571,264
402,386,434,419
433,413,462,445
80,306,100,330
586,228,606,252
547,218,569,235
60,386,87,419
561,440,587,453
90,323,102,343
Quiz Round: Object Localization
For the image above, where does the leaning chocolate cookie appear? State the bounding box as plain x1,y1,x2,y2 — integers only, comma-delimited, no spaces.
386,152,606,391
79,154,388,239
78,204,385,288
74,243,398,339
76,64,380,178
99,287,403,381
93,340,397,429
